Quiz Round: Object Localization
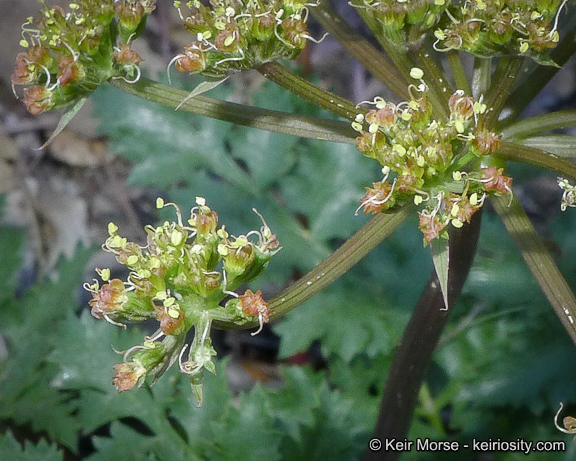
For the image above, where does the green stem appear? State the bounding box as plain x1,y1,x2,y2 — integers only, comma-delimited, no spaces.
213,205,414,330
471,57,492,100
352,5,417,86
311,1,409,100
256,61,360,121
413,45,451,118
501,109,576,140
446,51,471,95
481,57,525,129
491,194,576,346
109,77,356,143
497,142,576,179
365,210,482,461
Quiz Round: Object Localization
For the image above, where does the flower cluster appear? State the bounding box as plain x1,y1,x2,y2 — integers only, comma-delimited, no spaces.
12,0,155,115
171,0,321,78
433,0,567,65
350,0,567,64
558,177,576,211
84,197,280,403
349,0,447,50
352,70,510,245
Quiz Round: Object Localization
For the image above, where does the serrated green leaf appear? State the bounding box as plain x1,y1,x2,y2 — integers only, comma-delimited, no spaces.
91,85,253,192
167,361,232,457
0,246,95,452
0,227,25,304
279,140,378,241
264,367,322,443
208,386,281,461
48,311,144,392
230,126,297,189
0,432,63,461
278,380,368,461
276,276,403,363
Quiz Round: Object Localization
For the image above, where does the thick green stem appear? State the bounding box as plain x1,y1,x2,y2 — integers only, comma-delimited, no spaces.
109,77,356,143
471,57,491,100
256,61,360,121
412,45,451,118
213,205,414,330
311,1,409,100
497,142,576,179
446,51,471,95
365,211,482,461
481,57,525,129
501,109,576,140
491,194,576,346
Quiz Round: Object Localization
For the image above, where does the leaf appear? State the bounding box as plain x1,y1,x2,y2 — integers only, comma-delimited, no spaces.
263,367,322,444
431,237,449,310
208,386,282,461
0,227,25,303
0,432,63,461
0,246,95,451
91,85,253,192
230,126,298,190
167,361,233,457
275,276,406,363
41,97,88,149
278,379,369,461
279,139,378,241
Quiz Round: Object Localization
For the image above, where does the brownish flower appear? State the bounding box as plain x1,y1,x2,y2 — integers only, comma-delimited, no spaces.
22,85,54,115
112,362,145,392
418,212,447,246
89,279,128,319
239,289,270,323
481,166,513,194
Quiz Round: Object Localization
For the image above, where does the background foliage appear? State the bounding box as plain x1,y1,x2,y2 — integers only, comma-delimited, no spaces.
2,74,576,460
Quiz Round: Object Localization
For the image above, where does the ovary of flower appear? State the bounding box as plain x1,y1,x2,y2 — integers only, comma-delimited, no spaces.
355,178,397,216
